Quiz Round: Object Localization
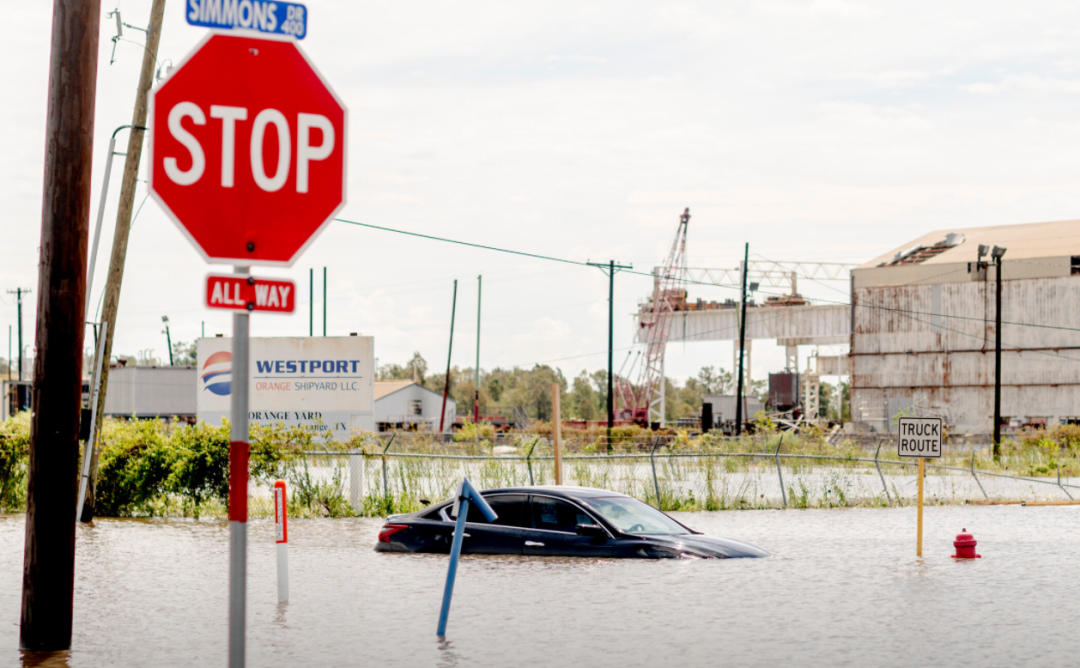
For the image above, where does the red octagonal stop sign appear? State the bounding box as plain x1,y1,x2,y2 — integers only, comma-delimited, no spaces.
149,32,346,266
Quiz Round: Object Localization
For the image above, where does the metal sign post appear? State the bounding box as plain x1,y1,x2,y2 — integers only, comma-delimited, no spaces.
897,417,943,556
438,477,496,637
150,27,346,668
229,268,250,667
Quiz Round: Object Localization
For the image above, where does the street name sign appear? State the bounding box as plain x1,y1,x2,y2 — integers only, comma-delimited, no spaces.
897,417,943,458
149,32,346,266
186,1,308,39
206,274,295,313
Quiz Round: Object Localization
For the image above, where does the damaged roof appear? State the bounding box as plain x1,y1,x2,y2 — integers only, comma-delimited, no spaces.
859,218,1080,269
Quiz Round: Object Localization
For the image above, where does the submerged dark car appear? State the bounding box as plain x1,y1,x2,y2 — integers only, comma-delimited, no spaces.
375,486,768,559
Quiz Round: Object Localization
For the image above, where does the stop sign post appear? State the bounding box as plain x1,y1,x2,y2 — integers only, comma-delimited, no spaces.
149,31,345,668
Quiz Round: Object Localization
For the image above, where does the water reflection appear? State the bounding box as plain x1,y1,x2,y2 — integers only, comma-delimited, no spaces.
436,638,462,668
19,650,70,668
273,601,289,627
0,509,1077,667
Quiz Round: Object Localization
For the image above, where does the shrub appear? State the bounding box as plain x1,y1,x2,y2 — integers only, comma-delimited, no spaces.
0,412,30,511
95,419,179,517
453,421,496,443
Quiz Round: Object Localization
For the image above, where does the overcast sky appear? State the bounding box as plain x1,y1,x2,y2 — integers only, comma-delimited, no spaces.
4,1,1080,383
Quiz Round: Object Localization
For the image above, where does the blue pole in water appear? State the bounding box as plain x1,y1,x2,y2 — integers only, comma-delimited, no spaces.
437,477,496,637
437,497,470,637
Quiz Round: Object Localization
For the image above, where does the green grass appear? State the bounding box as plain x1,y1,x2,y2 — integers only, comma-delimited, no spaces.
0,414,1076,517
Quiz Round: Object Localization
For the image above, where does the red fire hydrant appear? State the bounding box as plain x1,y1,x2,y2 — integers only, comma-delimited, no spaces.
952,529,981,559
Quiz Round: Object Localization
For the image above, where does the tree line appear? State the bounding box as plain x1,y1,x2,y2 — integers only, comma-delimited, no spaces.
376,352,849,422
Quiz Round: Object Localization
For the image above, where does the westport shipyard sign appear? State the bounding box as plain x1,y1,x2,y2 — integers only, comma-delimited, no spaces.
197,336,373,437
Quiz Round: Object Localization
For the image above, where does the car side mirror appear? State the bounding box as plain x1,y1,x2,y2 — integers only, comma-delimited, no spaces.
576,523,606,538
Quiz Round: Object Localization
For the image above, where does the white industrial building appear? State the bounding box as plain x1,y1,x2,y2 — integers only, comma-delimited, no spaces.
102,366,197,419
374,381,456,432
850,219,1080,435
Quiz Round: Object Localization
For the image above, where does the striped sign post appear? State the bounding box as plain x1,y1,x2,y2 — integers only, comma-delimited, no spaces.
274,480,289,603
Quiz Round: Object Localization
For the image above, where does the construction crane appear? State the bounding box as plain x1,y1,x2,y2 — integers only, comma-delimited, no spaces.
684,261,852,293
629,207,690,427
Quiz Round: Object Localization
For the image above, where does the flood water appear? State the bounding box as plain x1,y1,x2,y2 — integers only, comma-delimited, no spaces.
1,505,1077,667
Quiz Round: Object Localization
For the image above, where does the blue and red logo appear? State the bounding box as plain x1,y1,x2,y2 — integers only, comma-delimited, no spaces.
202,351,232,396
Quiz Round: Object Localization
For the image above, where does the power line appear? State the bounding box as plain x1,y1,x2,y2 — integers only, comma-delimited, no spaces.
333,218,1080,335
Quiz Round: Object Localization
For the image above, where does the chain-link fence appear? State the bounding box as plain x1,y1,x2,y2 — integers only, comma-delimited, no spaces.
249,442,1080,518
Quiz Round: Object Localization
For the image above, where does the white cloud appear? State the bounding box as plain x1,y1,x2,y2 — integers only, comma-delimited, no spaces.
8,1,1080,383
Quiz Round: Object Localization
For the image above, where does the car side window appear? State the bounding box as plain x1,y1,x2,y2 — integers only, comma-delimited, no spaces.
466,494,527,527
530,496,595,533
421,506,445,520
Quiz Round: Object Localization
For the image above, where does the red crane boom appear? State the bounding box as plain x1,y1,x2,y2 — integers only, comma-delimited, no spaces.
631,208,689,426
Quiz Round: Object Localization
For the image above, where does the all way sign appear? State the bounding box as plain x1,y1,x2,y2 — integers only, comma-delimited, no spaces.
897,417,943,458
206,274,295,313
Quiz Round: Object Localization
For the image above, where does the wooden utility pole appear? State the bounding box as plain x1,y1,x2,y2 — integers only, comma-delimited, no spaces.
439,280,457,434
83,0,167,522
20,0,101,650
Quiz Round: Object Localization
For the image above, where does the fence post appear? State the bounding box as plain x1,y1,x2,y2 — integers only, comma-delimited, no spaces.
1058,463,1073,500
649,437,662,509
774,435,786,507
381,434,396,503
874,440,892,504
970,451,989,500
349,447,364,514
525,437,539,486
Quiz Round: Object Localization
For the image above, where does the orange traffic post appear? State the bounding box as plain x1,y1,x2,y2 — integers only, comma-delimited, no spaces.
274,480,289,603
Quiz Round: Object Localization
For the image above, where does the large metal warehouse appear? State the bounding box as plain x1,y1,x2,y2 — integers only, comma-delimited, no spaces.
850,219,1080,436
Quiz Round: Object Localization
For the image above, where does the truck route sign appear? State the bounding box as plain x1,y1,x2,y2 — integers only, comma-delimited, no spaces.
897,417,943,458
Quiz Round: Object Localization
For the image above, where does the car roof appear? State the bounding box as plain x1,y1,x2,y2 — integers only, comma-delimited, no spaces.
481,486,629,499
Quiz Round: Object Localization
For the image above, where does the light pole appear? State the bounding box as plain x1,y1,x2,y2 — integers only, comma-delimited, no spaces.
86,125,144,320
162,315,174,365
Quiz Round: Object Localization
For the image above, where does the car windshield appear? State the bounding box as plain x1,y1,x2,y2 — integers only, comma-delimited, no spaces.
583,496,689,535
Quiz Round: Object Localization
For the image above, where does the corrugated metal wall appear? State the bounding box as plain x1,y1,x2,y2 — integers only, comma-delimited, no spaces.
851,274,1080,433
103,367,197,418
